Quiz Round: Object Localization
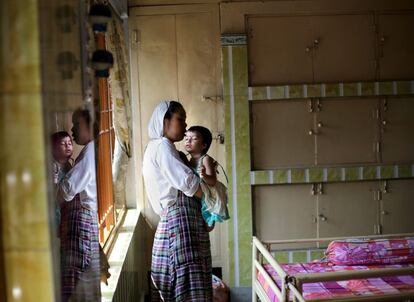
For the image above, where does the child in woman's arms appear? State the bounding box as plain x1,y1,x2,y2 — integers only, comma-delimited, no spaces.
184,126,230,229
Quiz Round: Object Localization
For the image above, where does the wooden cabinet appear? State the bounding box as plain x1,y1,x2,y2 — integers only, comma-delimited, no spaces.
247,16,314,85
316,98,378,165
253,182,378,241
248,12,414,85
254,184,317,241
248,14,376,85
317,182,378,238
380,179,414,234
251,97,380,169
381,97,414,163
251,100,315,169
378,13,414,80
253,180,414,241
312,14,376,83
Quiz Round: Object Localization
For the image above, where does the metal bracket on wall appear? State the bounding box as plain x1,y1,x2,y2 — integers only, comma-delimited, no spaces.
201,96,223,103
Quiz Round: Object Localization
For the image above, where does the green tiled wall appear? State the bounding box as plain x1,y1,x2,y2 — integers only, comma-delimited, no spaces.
251,164,414,185
222,36,252,286
249,80,414,101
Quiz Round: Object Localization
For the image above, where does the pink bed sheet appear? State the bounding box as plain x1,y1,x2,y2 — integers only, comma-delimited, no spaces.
257,262,414,301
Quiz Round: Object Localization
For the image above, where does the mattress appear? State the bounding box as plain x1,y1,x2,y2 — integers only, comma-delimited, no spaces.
257,262,414,301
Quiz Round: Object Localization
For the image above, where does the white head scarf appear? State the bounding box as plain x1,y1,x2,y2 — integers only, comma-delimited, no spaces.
148,101,170,140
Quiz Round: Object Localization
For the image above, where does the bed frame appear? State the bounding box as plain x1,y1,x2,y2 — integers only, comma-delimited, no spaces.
252,233,414,302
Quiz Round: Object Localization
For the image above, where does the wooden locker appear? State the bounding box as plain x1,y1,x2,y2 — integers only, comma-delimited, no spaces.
254,184,317,242
381,97,414,163
378,13,414,80
247,16,314,85
380,179,414,234
251,100,315,169
316,97,378,165
312,14,376,83
318,182,378,238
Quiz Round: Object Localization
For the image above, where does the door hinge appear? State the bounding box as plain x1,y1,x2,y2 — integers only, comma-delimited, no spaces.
377,224,382,235
373,190,382,201
374,224,382,235
317,183,324,195
374,141,381,153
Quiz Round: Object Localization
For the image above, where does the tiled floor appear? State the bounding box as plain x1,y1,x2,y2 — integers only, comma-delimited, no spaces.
230,287,252,302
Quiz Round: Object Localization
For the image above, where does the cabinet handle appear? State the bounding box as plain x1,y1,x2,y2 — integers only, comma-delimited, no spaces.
308,100,314,112
311,183,317,195
305,47,311,53
308,129,315,136
316,99,322,112
317,122,323,128
382,120,387,126
381,210,388,215
318,214,327,222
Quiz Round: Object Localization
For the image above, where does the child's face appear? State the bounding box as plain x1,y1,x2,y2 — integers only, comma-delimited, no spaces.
184,131,206,155
54,136,73,161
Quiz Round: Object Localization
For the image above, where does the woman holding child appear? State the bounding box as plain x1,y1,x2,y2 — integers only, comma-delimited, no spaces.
142,101,213,301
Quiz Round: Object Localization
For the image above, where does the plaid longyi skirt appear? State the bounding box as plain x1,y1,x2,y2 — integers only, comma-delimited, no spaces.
151,191,212,301
60,197,100,302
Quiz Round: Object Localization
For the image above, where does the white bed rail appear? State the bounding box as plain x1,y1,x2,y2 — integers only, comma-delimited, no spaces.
254,233,414,302
253,236,289,302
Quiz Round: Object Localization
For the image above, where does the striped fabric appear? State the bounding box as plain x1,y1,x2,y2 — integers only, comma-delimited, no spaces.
60,197,101,302
258,262,414,301
151,191,212,301
326,237,414,265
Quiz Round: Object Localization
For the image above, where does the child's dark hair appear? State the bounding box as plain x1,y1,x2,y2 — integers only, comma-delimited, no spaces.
164,101,184,120
51,131,71,147
187,126,212,154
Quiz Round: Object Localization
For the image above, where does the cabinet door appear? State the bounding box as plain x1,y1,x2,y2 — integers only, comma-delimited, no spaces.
312,14,376,83
251,100,315,169
378,13,414,80
247,16,314,85
318,182,378,237
380,179,414,234
317,98,378,165
381,97,414,163
254,184,317,242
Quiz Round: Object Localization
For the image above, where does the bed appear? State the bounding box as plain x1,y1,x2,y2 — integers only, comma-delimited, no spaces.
252,234,414,302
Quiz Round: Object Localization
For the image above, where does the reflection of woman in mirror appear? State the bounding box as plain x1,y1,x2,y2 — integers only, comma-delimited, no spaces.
58,109,101,302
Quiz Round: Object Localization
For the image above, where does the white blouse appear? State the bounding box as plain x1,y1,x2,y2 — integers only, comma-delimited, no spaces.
60,141,97,212
142,137,199,216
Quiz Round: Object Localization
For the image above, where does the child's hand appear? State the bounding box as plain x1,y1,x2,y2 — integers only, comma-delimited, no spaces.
199,165,206,178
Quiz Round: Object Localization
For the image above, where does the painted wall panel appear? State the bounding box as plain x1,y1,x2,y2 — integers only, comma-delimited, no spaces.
135,14,178,147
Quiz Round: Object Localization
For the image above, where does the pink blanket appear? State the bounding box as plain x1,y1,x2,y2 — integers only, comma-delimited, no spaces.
257,262,414,301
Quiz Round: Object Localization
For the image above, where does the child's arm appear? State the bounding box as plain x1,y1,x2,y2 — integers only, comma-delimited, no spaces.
200,155,217,186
